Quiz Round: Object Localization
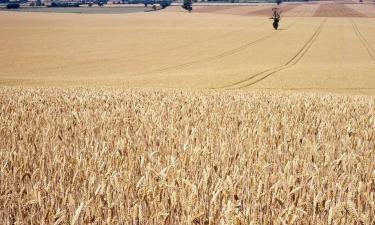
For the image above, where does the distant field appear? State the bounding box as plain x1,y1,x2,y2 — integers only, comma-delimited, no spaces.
0,4,375,94
0,5,151,14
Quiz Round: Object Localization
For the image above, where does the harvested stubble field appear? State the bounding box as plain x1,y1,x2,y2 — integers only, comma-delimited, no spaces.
1,2,375,224
0,87,374,224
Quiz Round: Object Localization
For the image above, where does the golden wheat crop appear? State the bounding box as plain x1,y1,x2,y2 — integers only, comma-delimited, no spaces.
0,87,374,224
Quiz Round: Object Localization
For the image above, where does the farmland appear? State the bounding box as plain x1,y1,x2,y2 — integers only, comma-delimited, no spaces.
1,2,375,224
1,87,374,224
0,5,150,14
1,5,375,94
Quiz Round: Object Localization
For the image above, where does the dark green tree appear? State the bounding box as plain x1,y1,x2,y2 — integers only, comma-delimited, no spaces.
160,0,171,8
182,0,192,12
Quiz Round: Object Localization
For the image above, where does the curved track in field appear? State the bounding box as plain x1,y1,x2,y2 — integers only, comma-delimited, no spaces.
216,18,326,90
133,19,300,76
351,18,375,61
146,20,268,56
41,21,269,71
74,21,258,59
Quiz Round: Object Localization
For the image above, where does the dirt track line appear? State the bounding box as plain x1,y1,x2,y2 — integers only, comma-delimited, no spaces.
351,18,375,61
133,19,299,76
216,18,326,90
80,21,250,59
236,18,326,89
155,20,269,55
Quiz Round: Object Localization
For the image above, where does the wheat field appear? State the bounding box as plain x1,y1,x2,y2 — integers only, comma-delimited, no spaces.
0,10,375,94
0,87,374,224
1,2,375,224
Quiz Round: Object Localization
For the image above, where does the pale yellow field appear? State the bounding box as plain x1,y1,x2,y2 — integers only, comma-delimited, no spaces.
0,9,374,94
1,5,375,225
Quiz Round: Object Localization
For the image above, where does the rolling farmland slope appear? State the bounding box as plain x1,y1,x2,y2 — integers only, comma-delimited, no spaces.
1,2,375,224
0,7,375,94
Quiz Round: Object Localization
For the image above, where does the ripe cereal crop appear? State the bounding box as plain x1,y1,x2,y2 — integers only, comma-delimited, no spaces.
0,87,374,224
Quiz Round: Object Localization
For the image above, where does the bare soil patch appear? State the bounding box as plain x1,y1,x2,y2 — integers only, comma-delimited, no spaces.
245,4,299,16
166,3,374,18
347,4,375,17
313,4,365,17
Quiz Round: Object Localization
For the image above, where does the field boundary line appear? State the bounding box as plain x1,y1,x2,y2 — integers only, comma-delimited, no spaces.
215,18,326,90
351,18,375,61
132,19,300,76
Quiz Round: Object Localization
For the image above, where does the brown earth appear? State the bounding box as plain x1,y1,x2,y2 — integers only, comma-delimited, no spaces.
347,4,375,17
245,4,299,16
182,3,373,17
313,4,365,17
191,4,300,17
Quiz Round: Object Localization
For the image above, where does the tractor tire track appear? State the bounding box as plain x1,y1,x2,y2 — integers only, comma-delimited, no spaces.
351,18,375,61
152,20,268,56
76,21,248,59
133,19,300,76
217,18,326,90
237,18,325,89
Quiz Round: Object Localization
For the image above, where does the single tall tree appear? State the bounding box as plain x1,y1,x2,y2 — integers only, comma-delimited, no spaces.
182,0,192,12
